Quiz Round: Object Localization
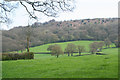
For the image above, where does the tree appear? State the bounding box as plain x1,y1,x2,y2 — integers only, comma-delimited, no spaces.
89,42,98,54
47,45,54,51
77,45,85,56
97,42,104,51
104,38,112,48
23,25,33,52
89,42,104,54
64,43,76,56
47,44,64,58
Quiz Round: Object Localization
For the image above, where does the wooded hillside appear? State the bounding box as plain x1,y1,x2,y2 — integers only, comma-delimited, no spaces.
2,18,118,52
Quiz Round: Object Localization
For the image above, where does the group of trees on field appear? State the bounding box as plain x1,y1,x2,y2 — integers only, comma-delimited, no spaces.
2,18,119,52
89,38,116,54
47,39,114,58
47,43,85,58
89,42,104,54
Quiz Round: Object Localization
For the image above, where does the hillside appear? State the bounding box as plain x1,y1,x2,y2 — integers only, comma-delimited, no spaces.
2,18,118,52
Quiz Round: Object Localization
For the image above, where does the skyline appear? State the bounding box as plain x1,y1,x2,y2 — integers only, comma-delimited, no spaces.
0,0,119,30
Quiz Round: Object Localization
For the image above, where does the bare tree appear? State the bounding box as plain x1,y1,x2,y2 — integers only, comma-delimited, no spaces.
23,25,33,52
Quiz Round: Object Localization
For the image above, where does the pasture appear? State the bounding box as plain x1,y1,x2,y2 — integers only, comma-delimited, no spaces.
27,40,115,52
2,41,118,78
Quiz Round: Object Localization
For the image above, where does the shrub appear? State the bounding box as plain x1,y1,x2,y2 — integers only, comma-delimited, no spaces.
2,52,34,61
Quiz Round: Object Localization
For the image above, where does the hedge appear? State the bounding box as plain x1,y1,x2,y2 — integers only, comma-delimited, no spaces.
2,52,34,61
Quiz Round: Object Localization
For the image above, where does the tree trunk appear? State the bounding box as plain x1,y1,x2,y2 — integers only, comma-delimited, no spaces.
68,53,70,56
100,48,102,51
27,37,30,52
71,53,73,56
21,50,23,53
79,52,81,56
92,51,94,54
56,54,59,58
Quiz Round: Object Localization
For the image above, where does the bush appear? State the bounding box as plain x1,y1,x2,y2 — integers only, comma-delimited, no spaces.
2,52,34,61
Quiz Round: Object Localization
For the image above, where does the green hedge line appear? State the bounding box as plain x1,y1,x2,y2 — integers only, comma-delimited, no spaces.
2,52,34,61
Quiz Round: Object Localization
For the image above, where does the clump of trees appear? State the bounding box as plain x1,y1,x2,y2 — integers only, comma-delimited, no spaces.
47,44,64,58
47,43,86,57
89,42,98,54
89,42,104,54
64,43,77,56
47,40,118,58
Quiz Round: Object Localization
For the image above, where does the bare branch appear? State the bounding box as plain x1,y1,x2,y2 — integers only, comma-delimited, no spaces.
0,0,75,23
19,0,37,19
0,1,17,23
19,0,75,19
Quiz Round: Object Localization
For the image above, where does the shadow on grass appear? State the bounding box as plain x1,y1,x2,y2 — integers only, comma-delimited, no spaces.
73,54,93,57
73,53,107,57
103,47,117,49
96,53,107,55
73,55,84,57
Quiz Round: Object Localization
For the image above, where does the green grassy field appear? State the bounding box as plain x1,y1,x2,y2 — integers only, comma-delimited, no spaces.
11,40,115,53
2,41,118,78
27,40,115,52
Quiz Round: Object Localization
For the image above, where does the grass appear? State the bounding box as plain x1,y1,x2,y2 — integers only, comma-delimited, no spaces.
26,40,115,53
10,40,115,53
2,47,118,78
22,40,99,53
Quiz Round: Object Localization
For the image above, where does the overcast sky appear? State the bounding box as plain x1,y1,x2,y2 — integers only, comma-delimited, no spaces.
0,0,119,30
